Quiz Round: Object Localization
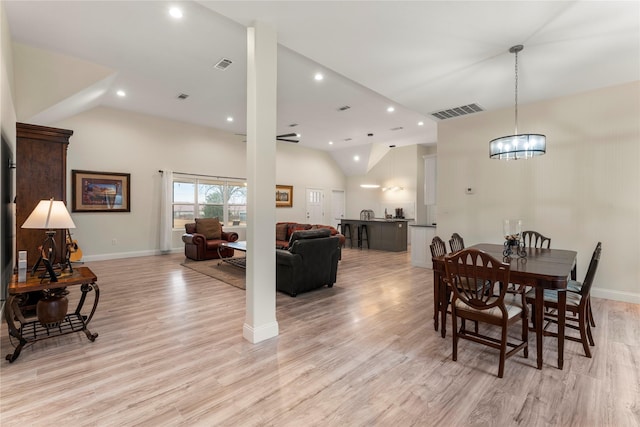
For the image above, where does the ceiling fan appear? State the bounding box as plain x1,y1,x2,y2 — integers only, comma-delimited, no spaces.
234,133,299,143
276,133,299,143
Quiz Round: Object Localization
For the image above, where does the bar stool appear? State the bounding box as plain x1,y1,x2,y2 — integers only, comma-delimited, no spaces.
339,223,353,248
358,224,369,249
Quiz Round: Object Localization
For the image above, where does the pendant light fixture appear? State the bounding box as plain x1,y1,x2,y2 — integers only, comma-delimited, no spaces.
489,45,546,160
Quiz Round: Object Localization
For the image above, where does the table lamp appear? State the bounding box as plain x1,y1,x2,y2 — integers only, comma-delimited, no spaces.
21,198,76,276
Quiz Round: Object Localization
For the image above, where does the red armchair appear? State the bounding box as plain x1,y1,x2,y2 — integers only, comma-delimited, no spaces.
182,218,239,261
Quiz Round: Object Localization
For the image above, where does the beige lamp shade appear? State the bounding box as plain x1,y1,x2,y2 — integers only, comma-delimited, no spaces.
22,199,76,229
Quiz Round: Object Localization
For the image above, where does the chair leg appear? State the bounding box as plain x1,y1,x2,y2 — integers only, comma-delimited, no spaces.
522,310,529,359
587,297,596,327
578,306,592,358
498,323,508,378
451,309,458,362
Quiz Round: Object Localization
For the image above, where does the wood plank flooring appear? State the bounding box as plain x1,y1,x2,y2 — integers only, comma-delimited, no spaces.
1,248,639,426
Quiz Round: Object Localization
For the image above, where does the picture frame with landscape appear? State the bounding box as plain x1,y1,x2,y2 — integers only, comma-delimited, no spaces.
72,170,131,212
276,185,293,208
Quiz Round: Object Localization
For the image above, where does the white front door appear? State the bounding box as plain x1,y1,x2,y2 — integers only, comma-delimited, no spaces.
331,189,345,228
306,188,324,224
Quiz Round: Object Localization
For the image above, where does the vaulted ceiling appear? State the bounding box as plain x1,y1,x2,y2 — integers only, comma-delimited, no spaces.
5,1,639,175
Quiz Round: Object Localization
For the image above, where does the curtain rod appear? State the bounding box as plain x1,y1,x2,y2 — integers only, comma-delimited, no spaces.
158,170,245,181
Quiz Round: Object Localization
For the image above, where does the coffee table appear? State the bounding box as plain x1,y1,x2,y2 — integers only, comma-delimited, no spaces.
218,241,247,269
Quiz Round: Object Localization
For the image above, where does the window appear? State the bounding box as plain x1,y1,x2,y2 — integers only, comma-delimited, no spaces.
172,175,247,229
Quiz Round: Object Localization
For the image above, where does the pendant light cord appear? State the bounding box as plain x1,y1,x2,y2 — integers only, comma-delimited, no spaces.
514,48,519,136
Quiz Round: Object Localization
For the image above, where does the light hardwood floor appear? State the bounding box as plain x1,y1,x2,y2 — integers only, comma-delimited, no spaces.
1,248,639,426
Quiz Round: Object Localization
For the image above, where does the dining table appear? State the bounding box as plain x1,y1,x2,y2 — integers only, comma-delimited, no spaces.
432,243,577,370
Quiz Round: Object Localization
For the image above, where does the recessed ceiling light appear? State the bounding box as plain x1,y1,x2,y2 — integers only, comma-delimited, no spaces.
314,73,324,81
387,106,395,113
226,116,234,122
116,90,126,97
354,155,360,162
418,121,424,126
169,7,183,19
328,141,333,145
296,133,301,138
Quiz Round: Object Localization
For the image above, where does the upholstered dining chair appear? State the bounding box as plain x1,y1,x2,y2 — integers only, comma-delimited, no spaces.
449,233,465,253
525,242,601,358
443,248,528,378
521,230,551,249
430,236,448,331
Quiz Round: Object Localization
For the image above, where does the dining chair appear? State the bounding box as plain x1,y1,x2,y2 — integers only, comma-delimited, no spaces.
443,248,528,378
430,236,448,331
525,242,601,358
449,233,465,253
521,230,551,249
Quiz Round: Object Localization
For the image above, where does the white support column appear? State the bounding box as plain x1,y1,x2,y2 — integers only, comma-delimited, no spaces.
243,22,279,343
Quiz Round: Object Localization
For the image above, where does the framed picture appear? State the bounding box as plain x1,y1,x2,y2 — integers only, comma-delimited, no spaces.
276,185,293,208
72,170,131,212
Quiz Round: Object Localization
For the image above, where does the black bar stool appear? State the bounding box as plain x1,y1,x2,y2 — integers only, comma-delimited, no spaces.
358,224,369,249
339,223,353,248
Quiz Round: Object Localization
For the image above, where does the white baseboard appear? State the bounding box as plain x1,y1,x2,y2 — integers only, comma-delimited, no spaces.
81,247,182,262
243,321,279,343
591,287,640,304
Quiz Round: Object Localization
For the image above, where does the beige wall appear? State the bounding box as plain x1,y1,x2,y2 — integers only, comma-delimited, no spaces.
437,81,640,303
346,144,420,221
52,106,346,260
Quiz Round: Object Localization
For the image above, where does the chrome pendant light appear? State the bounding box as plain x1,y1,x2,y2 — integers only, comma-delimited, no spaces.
489,45,546,160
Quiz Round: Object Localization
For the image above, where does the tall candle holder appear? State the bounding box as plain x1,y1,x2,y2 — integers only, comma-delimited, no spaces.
503,219,526,258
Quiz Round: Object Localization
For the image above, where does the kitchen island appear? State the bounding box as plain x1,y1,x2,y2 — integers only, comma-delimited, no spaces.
340,218,408,251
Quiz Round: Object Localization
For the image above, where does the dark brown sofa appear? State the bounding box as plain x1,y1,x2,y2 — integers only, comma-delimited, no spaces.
182,218,239,261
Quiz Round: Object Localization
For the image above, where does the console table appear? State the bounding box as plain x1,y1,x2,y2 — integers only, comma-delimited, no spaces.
4,266,99,363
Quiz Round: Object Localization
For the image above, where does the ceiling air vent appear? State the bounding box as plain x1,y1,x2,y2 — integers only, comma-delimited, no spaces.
390,126,404,131
430,103,484,120
214,58,233,70
289,123,298,127
177,93,189,100
338,105,351,111
344,138,352,142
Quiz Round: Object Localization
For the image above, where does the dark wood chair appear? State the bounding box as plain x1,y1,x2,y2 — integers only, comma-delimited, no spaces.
430,236,447,331
444,248,528,378
449,233,465,253
521,230,551,249
525,242,601,358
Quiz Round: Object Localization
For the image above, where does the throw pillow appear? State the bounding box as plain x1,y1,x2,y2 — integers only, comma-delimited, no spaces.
195,217,221,240
276,223,288,241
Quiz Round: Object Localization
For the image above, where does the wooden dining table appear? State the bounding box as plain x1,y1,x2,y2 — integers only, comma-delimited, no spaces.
432,243,577,370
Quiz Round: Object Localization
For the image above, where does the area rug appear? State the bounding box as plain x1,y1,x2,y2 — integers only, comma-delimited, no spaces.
181,258,246,290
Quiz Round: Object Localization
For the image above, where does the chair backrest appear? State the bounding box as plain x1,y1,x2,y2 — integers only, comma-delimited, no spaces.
449,233,465,253
443,248,510,310
521,230,551,249
430,236,447,258
579,242,602,297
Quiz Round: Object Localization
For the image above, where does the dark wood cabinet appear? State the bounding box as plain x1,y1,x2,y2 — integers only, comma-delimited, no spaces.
16,123,73,268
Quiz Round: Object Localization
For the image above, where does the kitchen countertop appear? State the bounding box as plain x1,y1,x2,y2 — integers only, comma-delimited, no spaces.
410,224,437,228
342,218,411,222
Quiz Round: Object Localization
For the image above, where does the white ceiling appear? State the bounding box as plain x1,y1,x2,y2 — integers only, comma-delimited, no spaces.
4,1,639,175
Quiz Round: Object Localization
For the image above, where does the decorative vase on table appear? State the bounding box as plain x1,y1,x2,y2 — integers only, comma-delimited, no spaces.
36,288,69,328
503,219,526,258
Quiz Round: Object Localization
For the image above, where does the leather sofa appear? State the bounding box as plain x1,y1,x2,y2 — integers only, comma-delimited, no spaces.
182,219,239,261
276,222,345,249
276,228,341,297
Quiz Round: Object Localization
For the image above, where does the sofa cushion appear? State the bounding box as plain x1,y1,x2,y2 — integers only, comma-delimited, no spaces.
287,223,311,239
276,223,288,241
288,228,331,247
195,217,221,240
312,224,338,235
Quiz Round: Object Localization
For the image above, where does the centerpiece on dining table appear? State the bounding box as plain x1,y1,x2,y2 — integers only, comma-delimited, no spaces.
503,219,527,259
